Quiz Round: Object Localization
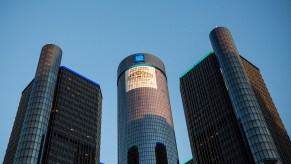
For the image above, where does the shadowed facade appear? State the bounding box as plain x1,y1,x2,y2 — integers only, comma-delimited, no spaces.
4,44,102,164
180,27,291,164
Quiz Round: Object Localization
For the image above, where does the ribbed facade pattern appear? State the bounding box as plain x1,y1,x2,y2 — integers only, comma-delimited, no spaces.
241,57,291,163
42,67,102,164
180,53,253,163
210,27,280,164
3,81,33,164
14,44,62,164
4,44,102,164
118,53,179,164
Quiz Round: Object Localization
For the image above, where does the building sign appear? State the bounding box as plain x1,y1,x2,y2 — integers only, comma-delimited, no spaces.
134,54,144,62
125,66,157,92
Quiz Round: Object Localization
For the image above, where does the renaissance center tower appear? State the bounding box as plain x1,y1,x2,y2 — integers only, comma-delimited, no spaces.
4,44,102,164
180,27,291,163
117,53,179,164
210,27,281,163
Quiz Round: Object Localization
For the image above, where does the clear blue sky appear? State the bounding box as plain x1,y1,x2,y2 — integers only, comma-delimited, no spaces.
1,1,290,163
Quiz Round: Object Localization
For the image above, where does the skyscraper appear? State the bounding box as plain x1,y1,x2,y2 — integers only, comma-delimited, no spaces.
117,53,179,164
4,44,102,164
42,66,102,163
14,44,62,164
180,52,254,163
240,56,291,164
180,27,291,164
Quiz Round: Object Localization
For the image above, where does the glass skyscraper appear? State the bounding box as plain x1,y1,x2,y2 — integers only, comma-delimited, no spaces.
117,53,179,164
4,44,102,164
180,27,291,164
14,44,62,164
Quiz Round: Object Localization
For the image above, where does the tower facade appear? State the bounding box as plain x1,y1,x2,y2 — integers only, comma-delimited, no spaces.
240,56,291,164
180,27,291,164
180,52,254,163
210,27,280,163
4,44,102,164
117,53,179,164
14,44,62,164
42,66,102,164
4,80,34,163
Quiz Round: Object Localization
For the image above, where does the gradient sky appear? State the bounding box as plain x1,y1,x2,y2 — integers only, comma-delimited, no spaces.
1,1,290,163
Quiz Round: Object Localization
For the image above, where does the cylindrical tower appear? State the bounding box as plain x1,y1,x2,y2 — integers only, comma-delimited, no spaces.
210,27,281,164
117,53,179,164
14,44,62,164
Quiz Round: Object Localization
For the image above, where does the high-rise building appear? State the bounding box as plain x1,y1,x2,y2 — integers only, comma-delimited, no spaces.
180,27,291,164
4,44,102,164
4,80,34,163
180,52,254,163
42,66,102,163
117,53,179,163
240,55,291,164
13,44,62,164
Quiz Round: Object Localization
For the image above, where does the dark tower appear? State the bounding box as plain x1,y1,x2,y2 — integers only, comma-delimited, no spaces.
210,27,280,163
180,52,253,163
42,66,102,164
241,56,291,164
180,27,291,164
117,53,179,163
14,44,62,164
4,80,34,163
4,44,102,164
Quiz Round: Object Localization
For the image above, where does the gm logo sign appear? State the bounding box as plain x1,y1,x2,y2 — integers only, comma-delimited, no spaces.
134,54,145,62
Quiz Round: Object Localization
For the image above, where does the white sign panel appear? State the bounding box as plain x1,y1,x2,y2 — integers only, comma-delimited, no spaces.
125,66,157,92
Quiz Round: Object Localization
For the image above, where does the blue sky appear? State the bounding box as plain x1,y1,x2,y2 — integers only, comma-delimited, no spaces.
0,1,290,163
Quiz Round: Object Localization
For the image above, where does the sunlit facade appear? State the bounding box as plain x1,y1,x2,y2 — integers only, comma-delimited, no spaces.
117,53,179,164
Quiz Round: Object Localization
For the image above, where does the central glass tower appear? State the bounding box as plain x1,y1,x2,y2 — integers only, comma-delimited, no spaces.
117,53,179,164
